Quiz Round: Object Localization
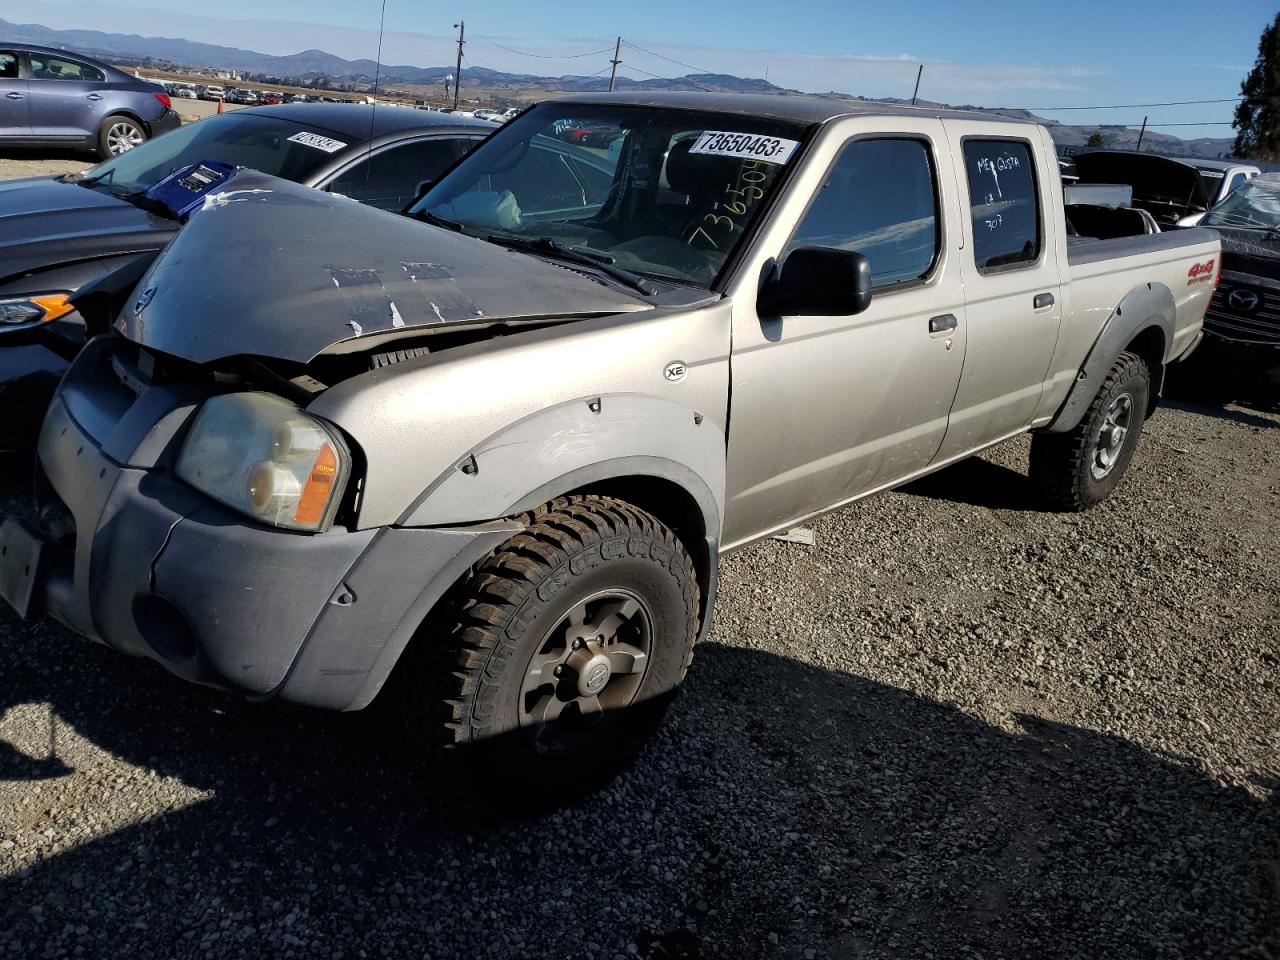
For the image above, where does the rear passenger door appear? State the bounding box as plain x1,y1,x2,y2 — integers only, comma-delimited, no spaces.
0,50,29,136
933,122,1064,460
26,51,107,139
723,120,968,546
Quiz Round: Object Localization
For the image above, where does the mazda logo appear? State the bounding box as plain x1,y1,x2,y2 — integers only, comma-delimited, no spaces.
1227,288,1260,313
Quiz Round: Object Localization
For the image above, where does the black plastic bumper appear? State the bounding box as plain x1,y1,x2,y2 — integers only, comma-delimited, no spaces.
0,338,513,710
149,109,182,138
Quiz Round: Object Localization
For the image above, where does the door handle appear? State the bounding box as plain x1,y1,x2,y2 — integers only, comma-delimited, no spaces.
929,314,958,334
5,92,22,100
87,93,104,101
1034,292,1055,310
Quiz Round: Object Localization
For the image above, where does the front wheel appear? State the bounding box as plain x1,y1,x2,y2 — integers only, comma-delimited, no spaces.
98,115,146,159
400,494,700,805
1030,350,1151,511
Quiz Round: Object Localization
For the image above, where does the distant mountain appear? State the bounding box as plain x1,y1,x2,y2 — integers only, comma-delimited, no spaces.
0,17,1237,157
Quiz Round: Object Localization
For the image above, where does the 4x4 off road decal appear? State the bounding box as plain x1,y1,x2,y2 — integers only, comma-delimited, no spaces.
1187,258,1216,285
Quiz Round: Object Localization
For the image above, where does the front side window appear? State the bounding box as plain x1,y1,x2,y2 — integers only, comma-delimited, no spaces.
0,52,17,80
963,139,1041,272
411,104,812,287
327,138,471,211
30,54,104,83
786,137,939,290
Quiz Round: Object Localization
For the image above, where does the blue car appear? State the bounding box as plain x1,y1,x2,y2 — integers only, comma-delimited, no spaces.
0,43,181,158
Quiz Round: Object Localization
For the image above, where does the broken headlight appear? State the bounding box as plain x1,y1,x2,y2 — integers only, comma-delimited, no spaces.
0,293,74,330
176,393,349,532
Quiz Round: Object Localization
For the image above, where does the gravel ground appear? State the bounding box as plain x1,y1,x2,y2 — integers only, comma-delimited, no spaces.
0,388,1276,959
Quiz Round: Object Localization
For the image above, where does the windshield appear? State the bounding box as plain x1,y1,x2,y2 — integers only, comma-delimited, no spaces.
410,104,811,287
1201,178,1280,230
81,113,350,194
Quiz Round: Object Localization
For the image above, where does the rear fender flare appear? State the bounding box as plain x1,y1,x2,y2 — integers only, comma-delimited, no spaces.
1045,282,1174,433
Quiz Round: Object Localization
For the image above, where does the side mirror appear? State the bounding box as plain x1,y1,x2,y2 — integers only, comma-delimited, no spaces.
759,247,872,317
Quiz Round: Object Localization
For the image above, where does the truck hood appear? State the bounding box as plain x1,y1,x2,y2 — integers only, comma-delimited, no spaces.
1073,152,1211,213
0,176,175,285
122,171,654,365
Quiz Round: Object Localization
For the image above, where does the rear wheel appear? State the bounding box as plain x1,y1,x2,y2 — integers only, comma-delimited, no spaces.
1030,350,1151,511
98,115,146,159
400,495,699,805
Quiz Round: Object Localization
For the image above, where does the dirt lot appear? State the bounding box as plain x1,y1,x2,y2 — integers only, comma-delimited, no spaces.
0,152,1277,959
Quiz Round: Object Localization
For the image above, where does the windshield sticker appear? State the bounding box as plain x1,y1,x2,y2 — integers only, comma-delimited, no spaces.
288,132,348,153
688,131,799,165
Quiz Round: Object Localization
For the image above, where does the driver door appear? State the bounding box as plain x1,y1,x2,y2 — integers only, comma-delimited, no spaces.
0,51,29,137
722,119,968,547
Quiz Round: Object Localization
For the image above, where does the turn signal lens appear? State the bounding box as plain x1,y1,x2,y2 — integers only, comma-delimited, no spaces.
293,444,339,528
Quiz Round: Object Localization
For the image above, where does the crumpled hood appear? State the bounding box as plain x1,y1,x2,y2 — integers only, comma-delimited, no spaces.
1214,227,1280,278
121,171,654,365
0,176,174,284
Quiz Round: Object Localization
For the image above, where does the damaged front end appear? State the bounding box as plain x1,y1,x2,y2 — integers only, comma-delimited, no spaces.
1,170,657,707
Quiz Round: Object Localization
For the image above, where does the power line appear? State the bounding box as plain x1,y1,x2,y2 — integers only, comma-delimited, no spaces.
618,63,713,92
1027,97,1245,111
472,33,613,60
623,41,717,79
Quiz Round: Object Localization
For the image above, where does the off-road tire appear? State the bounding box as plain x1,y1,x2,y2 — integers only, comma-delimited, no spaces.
1030,350,1151,511
399,494,699,803
97,115,146,159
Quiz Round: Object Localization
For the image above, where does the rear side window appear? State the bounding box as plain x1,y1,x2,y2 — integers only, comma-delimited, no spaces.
327,138,471,211
963,139,1041,272
787,137,939,290
30,54,105,83
0,52,17,80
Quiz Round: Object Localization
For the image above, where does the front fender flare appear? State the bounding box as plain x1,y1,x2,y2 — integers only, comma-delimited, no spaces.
1045,282,1174,433
399,393,726,538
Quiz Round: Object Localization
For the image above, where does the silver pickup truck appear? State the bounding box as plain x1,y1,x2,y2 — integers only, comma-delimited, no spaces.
0,92,1218,797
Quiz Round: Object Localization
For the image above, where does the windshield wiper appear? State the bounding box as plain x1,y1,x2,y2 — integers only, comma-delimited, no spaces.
486,235,656,297
415,209,462,232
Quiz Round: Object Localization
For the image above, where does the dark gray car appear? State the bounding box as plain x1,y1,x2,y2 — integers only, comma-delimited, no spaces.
0,43,181,158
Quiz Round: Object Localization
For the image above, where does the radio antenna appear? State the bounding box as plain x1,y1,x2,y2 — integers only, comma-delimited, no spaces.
365,0,388,189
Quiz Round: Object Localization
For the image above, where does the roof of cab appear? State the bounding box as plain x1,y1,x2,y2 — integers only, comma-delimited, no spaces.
235,102,496,139
552,90,1027,126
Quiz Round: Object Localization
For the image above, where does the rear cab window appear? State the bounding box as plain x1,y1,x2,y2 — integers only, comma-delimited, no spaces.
785,136,940,291
962,139,1041,272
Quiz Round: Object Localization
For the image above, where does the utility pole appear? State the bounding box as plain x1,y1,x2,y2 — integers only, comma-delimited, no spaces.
452,20,465,110
608,37,622,92
911,64,923,106
1135,115,1148,151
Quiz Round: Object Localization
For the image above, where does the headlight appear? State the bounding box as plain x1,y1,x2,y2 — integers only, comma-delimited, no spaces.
0,293,74,330
176,393,350,532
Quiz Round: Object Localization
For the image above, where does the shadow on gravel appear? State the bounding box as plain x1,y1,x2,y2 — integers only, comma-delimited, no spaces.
1163,397,1280,431
899,456,1044,512
1,622,1277,959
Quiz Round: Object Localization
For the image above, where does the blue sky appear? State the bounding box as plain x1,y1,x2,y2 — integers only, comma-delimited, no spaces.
15,0,1277,139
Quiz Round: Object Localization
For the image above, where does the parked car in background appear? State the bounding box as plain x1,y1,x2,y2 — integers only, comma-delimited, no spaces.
1180,173,1280,392
200,84,227,102
226,88,258,106
0,43,181,158
262,91,284,106
0,93,1217,801
172,85,197,100
0,104,493,451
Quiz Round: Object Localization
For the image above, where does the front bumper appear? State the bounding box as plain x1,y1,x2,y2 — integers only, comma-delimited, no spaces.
0,336,512,710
